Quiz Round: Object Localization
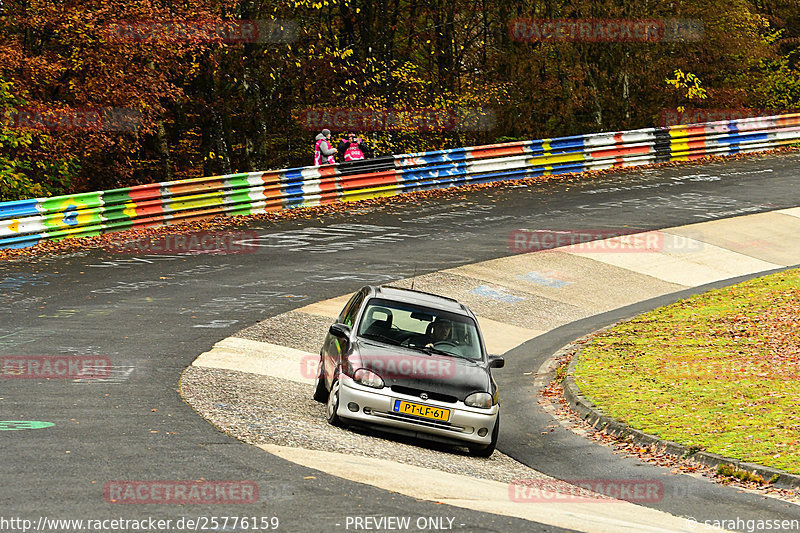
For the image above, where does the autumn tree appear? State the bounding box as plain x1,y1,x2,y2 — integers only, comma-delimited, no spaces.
1,0,798,199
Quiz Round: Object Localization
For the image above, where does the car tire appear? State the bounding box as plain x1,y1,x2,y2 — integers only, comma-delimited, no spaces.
326,379,344,427
469,412,499,457
312,356,329,403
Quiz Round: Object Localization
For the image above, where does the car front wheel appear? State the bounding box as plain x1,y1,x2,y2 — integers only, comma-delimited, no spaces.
326,379,344,426
312,356,328,403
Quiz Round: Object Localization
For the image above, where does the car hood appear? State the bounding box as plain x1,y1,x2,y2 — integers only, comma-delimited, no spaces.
349,340,490,401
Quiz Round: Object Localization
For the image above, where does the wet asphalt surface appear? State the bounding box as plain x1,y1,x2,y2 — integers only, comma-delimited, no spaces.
1,152,799,532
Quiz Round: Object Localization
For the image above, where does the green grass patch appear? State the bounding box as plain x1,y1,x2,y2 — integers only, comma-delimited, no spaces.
574,267,800,473
716,464,766,484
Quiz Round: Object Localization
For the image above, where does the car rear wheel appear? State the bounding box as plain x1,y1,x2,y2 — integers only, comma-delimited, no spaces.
326,379,344,426
469,413,499,457
312,356,328,403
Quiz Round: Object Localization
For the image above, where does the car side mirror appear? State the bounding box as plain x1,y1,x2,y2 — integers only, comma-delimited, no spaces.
329,323,351,339
488,355,505,369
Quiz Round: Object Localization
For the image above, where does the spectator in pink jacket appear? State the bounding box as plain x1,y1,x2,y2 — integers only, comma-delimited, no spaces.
313,129,337,166
337,131,372,161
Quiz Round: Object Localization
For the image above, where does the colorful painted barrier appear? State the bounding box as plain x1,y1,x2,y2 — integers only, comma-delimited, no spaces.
2,113,799,249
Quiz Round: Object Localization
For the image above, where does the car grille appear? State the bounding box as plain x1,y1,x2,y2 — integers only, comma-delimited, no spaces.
390,385,458,404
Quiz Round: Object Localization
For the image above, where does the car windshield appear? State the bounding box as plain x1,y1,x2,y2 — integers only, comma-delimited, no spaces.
357,298,483,361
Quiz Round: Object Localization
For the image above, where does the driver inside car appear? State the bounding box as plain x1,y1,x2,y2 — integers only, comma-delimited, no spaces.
425,318,452,347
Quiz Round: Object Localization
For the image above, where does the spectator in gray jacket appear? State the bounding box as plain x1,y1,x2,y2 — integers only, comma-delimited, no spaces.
313,129,337,166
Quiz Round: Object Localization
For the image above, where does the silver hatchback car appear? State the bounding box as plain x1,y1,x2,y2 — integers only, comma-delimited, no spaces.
312,285,504,456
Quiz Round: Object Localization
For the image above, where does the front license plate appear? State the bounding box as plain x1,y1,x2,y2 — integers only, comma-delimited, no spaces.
392,400,450,421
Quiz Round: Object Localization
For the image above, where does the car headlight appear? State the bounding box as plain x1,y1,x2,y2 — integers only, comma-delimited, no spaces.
354,368,384,389
465,392,493,408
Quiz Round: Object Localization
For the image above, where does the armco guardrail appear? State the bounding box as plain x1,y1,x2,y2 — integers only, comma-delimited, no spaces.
2,113,799,249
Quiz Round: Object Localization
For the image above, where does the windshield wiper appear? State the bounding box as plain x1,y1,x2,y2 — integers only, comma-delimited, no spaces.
421,345,451,357
421,346,480,363
392,343,440,357
360,333,402,346
388,341,479,362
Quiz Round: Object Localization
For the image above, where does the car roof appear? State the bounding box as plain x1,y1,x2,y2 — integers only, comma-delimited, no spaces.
370,285,471,315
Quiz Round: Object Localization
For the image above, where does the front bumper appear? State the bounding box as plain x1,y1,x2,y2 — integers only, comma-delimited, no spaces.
336,377,498,446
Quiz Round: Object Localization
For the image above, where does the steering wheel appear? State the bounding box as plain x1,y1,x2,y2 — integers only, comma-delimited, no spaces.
433,341,458,348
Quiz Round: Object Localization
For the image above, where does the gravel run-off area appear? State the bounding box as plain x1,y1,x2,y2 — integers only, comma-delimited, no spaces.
180,364,549,485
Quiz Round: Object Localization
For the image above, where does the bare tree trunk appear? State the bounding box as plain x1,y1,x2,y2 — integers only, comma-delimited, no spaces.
155,120,173,181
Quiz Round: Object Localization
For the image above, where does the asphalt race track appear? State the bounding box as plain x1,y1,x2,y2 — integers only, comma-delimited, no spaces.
2,151,799,532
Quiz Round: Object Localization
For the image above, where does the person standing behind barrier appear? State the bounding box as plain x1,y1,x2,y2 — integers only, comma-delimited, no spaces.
313,128,337,166
337,131,371,162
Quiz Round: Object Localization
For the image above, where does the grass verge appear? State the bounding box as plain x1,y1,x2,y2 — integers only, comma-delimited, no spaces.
574,267,800,473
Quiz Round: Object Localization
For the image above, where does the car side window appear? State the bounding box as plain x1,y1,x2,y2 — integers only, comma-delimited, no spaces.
337,293,358,323
340,291,365,328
